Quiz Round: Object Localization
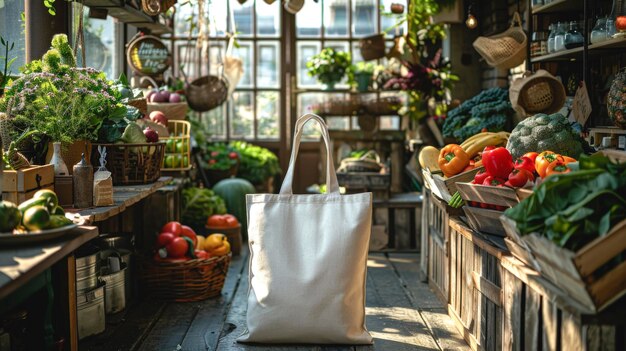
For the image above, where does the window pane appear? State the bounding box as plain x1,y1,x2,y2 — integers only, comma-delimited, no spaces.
257,41,279,88
174,0,198,36
207,41,225,77
297,42,321,87
327,117,350,130
256,0,280,36
231,91,254,138
296,0,321,37
177,43,200,80
257,91,279,139
0,0,25,72
324,0,348,37
207,1,228,36
298,93,323,139
231,0,253,37
200,105,227,139
381,0,406,37
73,5,118,78
351,42,364,63
233,41,253,88
352,0,378,37
380,116,400,130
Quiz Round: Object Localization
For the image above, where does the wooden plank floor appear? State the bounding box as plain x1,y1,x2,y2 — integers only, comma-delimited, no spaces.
81,250,468,351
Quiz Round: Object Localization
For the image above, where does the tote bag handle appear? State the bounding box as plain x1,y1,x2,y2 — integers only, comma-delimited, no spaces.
280,114,340,195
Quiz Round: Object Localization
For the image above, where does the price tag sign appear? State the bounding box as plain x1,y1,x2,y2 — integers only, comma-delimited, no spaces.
126,35,171,75
572,81,592,126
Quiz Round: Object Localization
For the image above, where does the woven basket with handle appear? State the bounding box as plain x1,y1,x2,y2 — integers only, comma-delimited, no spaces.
139,253,231,302
473,12,527,69
91,142,165,185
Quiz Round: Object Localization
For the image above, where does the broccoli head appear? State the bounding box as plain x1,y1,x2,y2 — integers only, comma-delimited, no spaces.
506,113,585,159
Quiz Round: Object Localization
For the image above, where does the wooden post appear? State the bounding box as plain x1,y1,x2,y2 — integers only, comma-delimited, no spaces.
67,254,78,351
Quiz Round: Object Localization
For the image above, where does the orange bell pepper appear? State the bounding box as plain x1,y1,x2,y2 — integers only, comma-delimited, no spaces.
535,151,563,178
561,155,576,164
438,144,470,177
545,160,571,177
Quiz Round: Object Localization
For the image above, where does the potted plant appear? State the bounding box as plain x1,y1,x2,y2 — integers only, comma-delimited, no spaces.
306,48,351,90
352,62,376,92
229,141,281,192
202,143,240,186
0,34,129,173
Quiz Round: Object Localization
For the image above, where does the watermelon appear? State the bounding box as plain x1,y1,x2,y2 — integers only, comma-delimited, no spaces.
212,178,256,239
607,69,626,129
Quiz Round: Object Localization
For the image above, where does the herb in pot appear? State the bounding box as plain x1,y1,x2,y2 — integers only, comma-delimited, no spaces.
306,48,351,89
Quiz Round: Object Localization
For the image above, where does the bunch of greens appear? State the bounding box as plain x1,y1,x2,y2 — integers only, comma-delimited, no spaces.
181,187,227,230
505,153,626,250
202,143,239,171
230,141,281,185
442,88,514,142
306,48,352,86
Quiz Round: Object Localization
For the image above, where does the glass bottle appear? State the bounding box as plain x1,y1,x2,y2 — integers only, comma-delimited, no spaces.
565,21,584,49
547,24,556,53
590,17,608,44
553,22,567,51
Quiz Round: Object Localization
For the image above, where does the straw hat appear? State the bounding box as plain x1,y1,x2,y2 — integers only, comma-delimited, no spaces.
509,70,566,116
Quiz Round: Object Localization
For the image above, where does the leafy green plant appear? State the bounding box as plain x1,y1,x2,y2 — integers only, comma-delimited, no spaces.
306,48,351,87
181,187,227,230
230,141,281,185
0,36,16,97
202,143,239,171
353,62,376,75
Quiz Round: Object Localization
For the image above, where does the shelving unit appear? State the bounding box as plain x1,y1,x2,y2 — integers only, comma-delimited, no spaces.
532,0,584,14
530,36,626,62
83,0,172,34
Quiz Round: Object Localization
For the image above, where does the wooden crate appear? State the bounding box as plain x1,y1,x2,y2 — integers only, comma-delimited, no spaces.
501,216,541,271
2,165,55,204
456,182,531,208
448,218,507,351
462,206,507,237
422,167,482,202
502,256,626,350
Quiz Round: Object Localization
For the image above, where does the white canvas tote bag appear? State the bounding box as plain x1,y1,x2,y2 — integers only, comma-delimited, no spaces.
238,114,373,344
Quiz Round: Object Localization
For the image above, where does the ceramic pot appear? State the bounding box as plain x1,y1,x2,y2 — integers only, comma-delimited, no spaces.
355,72,372,92
49,142,69,176
46,140,92,175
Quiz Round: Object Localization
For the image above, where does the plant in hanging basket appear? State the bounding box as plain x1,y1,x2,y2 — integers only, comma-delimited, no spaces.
306,48,351,89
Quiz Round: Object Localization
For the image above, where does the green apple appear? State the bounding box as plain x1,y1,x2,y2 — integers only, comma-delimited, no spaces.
166,139,177,153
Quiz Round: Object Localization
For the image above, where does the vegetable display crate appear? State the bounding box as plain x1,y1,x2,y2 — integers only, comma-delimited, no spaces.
160,120,191,171
456,182,532,208
147,102,188,120
91,142,165,185
1,164,55,203
336,172,390,190
423,190,462,304
501,256,626,351
139,253,231,302
448,219,507,351
462,206,507,237
422,167,482,202
501,217,626,313
501,216,541,271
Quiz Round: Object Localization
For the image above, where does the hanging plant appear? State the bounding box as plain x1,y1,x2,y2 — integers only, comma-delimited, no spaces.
306,48,352,88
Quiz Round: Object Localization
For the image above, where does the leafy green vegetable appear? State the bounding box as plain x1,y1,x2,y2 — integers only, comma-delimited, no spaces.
230,141,281,185
181,187,227,230
505,154,626,250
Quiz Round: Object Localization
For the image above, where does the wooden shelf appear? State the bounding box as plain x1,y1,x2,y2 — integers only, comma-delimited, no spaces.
532,0,583,14
84,0,172,33
530,37,626,63
297,89,403,94
328,130,405,141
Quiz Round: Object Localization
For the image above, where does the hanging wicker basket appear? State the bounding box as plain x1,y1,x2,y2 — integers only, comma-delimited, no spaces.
473,12,527,69
359,34,387,61
185,76,229,112
509,70,566,116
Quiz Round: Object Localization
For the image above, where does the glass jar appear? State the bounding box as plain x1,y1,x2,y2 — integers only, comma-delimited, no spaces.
547,24,556,53
531,31,548,56
590,17,608,44
553,22,567,51
606,18,617,37
565,21,584,49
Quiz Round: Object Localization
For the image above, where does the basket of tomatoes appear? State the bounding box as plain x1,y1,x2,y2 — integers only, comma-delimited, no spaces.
139,221,232,301
203,214,243,256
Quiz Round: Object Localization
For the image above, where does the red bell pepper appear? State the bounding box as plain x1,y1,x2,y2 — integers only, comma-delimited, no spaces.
514,156,536,175
507,168,534,188
483,176,506,187
482,147,514,179
522,151,539,163
473,170,489,184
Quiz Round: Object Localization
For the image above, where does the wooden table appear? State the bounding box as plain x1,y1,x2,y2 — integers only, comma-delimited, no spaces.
65,177,171,224
373,192,422,249
0,226,99,350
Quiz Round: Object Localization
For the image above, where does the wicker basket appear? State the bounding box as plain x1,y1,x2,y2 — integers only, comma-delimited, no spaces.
147,102,188,120
473,12,527,69
91,142,165,185
359,34,386,61
337,151,383,173
139,253,231,302
509,70,566,116
186,76,229,112
363,96,401,115
160,120,192,171
314,99,359,115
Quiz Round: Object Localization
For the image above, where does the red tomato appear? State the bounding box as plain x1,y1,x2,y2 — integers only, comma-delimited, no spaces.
483,176,506,187
156,232,176,248
507,168,534,188
228,152,238,159
180,225,198,247
473,170,489,184
206,214,239,228
514,156,536,175
194,250,210,260
166,237,188,258
522,152,539,163
161,221,182,236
